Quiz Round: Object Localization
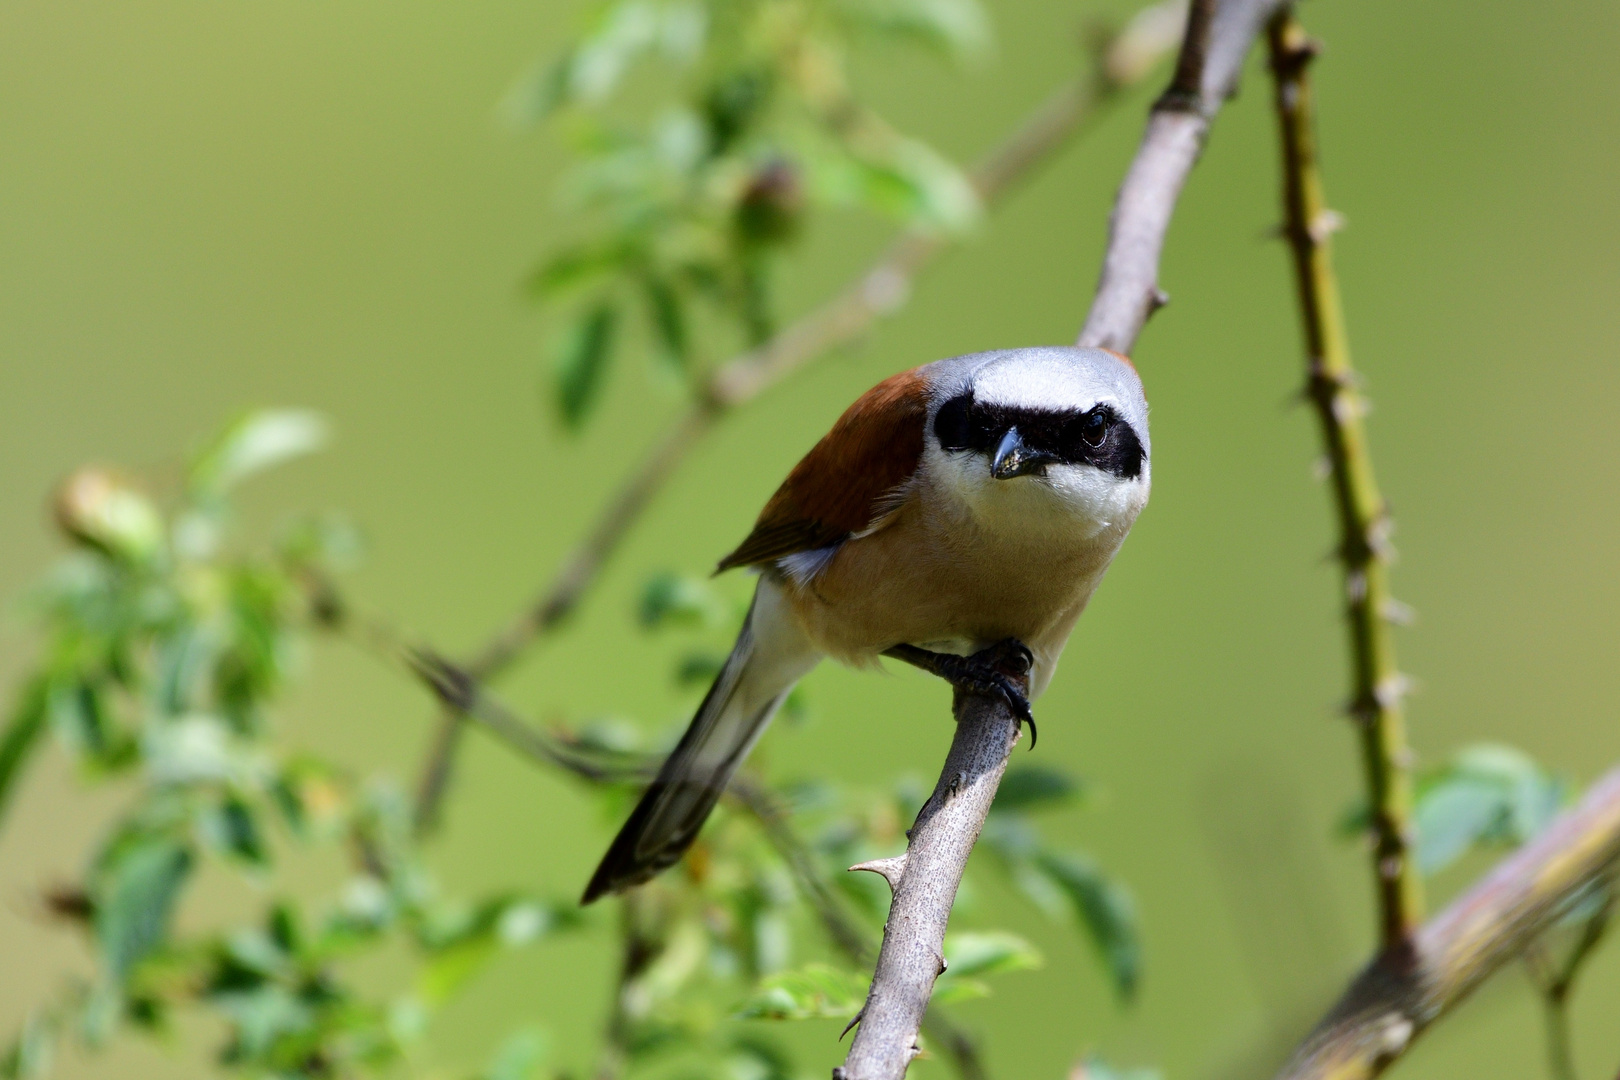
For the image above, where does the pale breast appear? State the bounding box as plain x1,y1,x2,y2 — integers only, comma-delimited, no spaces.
779,481,1134,696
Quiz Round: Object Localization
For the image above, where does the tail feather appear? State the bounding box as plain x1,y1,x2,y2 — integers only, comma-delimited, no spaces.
582,580,815,903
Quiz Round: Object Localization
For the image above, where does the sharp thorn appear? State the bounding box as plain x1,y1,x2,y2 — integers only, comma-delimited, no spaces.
849,854,908,893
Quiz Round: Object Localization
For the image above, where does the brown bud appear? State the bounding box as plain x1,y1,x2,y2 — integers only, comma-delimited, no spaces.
54,468,164,563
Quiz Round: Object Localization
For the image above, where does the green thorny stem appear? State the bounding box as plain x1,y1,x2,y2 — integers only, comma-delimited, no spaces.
1268,11,1422,949
410,6,1191,836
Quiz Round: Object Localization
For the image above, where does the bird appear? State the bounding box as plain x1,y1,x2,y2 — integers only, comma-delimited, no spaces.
581,345,1150,903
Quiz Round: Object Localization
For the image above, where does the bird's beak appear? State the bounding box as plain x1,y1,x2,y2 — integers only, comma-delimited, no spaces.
990,427,1057,480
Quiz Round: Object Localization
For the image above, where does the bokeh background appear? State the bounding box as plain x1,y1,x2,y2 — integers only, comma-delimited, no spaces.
3,0,1619,1076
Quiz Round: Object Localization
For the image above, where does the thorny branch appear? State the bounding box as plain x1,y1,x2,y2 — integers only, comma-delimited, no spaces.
410,1,1192,834
1076,0,1284,352
837,647,1030,1080
841,2,1287,1074
1263,9,1620,1077
1274,766,1620,1080
1266,11,1421,948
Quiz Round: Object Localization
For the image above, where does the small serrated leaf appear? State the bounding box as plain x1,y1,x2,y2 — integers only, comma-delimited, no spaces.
992,765,1084,812
552,303,619,429
94,836,193,982
478,1028,549,1080
638,572,726,630
735,964,866,1020
189,409,327,499
0,679,50,831
641,275,689,372
1035,851,1139,1001
941,930,1043,977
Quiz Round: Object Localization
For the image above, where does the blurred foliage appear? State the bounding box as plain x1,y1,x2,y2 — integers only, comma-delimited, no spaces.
514,0,989,428
1,412,1140,1077
1338,743,1568,877
0,412,576,1079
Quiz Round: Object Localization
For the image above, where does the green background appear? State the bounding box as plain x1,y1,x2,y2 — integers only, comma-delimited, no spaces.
3,0,1619,1076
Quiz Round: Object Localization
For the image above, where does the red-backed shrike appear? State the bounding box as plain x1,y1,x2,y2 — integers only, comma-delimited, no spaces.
583,346,1150,902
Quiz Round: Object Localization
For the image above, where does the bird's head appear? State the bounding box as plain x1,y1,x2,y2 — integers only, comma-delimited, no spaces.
923,346,1150,535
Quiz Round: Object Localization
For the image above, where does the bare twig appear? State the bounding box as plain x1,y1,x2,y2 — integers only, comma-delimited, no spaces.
1275,765,1620,1080
410,3,1191,834
1266,11,1421,948
839,657,1029,1080
1077,0,1282,352
841,0,1284,1074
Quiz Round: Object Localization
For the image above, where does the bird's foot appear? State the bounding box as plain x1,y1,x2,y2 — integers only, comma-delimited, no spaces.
882,639,1037,747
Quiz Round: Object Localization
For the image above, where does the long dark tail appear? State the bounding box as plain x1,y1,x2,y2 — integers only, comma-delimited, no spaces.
581,588,812,903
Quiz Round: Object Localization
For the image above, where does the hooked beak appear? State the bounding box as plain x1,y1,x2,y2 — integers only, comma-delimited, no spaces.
990,427,1057,480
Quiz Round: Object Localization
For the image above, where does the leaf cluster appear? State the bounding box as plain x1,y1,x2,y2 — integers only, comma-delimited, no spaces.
519,0,988,428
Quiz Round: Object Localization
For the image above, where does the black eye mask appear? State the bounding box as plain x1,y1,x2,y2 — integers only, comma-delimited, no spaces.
933,393,1145,480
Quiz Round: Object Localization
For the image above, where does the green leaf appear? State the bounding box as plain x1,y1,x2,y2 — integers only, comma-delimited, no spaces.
941,929,1043,978
735,963,866,1020
842,0,993,62
417,897,574,1005
1409,743,1565,875
929,978,990,1005
992,765,1085,813
525,243,636,300
638,572,726,630
190,409,327,499
552,303,619,429
0,679,49,831
641,275,689,372
476,1028,549,1080
1035,851,1140,1001
1071,1057,1162,1080
554,0,706,107
0,1011,56,1080
199,796,269,866
94,836,193,982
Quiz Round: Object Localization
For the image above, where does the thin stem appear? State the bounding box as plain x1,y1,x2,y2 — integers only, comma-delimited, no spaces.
409,4,1191,834
840,0,1287,1072
1267,9,1421,949
1544,988,1576,1080
1524,892,1613,1080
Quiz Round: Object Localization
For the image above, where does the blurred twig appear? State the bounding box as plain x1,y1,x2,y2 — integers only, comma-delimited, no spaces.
1274,765,1620,1080
841,3,1288,1072
332,598,997,1080
410,2,1192,835
1524,892,1612,1080
1266,11,1421,948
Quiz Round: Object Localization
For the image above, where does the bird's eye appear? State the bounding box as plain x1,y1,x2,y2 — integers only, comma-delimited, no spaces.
934,394,973,451
1078,409,1109,448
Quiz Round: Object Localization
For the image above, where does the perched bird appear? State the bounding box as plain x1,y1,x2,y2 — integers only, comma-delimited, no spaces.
582,346,1150,903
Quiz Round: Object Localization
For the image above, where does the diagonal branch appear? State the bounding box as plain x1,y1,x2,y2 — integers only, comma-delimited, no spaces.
410,3,1192,834
840,0,1286,1075
1078,0,1283,351
1275,765,1620,1080
838,654,1029,1080
1267,11,1421,947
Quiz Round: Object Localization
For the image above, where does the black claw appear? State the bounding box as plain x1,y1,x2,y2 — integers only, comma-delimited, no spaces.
882,639,1038,749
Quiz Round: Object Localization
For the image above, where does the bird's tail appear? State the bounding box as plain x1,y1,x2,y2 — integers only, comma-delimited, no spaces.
582,578,817,903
